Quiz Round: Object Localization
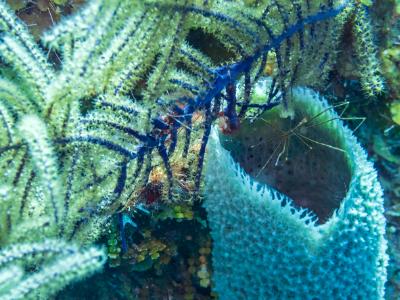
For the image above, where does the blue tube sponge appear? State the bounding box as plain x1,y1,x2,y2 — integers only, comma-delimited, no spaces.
204,87,388,299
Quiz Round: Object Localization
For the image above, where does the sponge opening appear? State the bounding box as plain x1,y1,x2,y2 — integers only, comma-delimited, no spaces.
220,101,351,224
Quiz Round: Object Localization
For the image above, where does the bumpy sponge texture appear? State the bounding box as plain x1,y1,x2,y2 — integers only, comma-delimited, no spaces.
204,87,388,299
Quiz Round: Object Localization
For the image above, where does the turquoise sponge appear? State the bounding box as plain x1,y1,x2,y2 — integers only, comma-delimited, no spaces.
204,86,388,299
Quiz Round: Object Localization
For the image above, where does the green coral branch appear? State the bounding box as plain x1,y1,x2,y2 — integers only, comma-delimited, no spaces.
353,3,385,96
18,115,63,227
0,240,106,300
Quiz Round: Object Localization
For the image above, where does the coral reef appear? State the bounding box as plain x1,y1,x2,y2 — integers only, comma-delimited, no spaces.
58,199,214,299
0,0,396,298
204,86,388,299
